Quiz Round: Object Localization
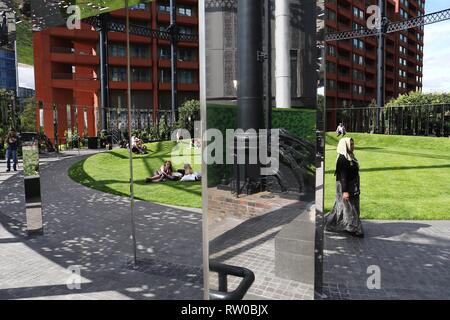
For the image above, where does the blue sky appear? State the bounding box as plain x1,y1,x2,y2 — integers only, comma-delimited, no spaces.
423,0,450,92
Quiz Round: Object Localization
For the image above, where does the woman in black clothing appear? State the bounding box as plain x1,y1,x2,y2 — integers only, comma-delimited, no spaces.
325,137,364,237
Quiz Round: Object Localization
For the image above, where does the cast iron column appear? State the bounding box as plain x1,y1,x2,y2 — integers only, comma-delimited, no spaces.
236,0,264,188
99,13,110,132
376,0,386,134
265,0,272,132
170,0,178,124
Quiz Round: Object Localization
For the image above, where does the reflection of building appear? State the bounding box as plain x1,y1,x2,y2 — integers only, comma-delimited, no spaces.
18,87,35,112
325,0,425,128
205,0,317,108
0,1,17,91
33,1,199,140
0,47,16,90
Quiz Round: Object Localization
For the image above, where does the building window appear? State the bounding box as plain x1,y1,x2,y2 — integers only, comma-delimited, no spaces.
352,69,364,81
159,46,171,59
353,7,364,20
352,53,364,65
131,45,150,59
159,68,171,83
327,45,337,57
158,4,171,13
352,84,363,95
131,67,151,82
178,48,197,61
178,5,195,17
400,34,407,43
178,25,195,35
110,67,126,82
178,69,197,84
109,43,126,57
326,10,336,21
326,79,336,90
326,61,336,74
352,38,364,50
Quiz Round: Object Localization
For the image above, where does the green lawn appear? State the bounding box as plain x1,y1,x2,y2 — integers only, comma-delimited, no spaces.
68,140,202,208
325,133,450,220
16,12,34,65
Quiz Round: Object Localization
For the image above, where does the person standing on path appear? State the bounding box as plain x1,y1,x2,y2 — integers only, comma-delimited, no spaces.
325,137,364,238
5,129,19,172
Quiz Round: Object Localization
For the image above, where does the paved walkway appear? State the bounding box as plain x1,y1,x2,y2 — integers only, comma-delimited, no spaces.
209,202,315,300
0,153,203,300
322,220,450,300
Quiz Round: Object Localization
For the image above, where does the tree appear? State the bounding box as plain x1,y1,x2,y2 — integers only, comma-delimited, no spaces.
386,92,450,107
176,99,200,136
19,97,37,132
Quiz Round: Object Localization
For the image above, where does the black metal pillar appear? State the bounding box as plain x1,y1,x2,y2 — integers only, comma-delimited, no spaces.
99,13,110,132
376,0,386,134
170,0,178,124
264,0,272,132
53,104,58,153
236,0,264,187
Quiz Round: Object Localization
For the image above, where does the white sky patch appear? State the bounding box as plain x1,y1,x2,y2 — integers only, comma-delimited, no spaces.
422,9,450,93
18,63,35,90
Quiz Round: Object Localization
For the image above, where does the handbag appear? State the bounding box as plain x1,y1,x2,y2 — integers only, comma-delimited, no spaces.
348,176,360,197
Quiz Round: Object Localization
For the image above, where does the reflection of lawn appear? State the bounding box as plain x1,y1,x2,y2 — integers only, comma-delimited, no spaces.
325,133,450,220
68,140,202,208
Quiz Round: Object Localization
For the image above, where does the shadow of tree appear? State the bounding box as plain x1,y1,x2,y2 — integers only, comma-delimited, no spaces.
0,157,203,300
323,220,450,299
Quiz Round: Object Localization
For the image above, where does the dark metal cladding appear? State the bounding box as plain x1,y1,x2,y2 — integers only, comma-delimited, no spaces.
237,0,264,132
99,13,109,131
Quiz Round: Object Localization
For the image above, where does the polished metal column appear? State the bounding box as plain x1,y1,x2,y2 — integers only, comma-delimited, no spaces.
236,0,264,188
275,0,291,109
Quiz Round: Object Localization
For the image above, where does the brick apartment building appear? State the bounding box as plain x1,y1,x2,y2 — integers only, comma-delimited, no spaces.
33,1,199,140
325,0,425,128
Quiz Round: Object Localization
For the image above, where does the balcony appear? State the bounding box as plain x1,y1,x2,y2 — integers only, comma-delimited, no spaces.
158,14,198,26
51,47,99,65
110,7,151,21
51,73,99,90
109,81,153,90
49,26,98,41
108,32,151,44
158,59,199,70
159,83,199,91
108,56,153,67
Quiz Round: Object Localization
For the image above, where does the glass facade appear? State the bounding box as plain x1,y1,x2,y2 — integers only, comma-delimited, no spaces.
0,48,17,90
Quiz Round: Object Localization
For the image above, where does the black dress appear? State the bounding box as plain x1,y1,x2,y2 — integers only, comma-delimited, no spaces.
325,154,364,237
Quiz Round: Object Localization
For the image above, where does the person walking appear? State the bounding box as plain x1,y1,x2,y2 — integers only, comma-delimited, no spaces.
6,129,19,172
324,137,364,238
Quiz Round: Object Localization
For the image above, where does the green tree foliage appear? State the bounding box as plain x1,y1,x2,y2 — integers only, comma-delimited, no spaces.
176,99,200,134
19,97,37,132
386,92,450,107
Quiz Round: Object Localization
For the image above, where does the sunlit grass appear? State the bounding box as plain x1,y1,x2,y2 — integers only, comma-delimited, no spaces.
325,133,450,220
69,140,202,208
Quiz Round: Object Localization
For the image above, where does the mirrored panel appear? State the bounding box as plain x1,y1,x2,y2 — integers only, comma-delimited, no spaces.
205,0,318,300
321,0,450,300
1,0,203,300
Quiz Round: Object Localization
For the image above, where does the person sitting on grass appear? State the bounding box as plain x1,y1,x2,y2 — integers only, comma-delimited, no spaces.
146,161,176,183
131,136,148,154
180,163,202,182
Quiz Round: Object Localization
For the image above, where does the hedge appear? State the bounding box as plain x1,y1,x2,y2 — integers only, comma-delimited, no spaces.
206,103,316,186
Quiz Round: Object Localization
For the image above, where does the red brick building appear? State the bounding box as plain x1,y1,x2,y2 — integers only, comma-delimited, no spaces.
325,0,425,128
33,1,199,140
